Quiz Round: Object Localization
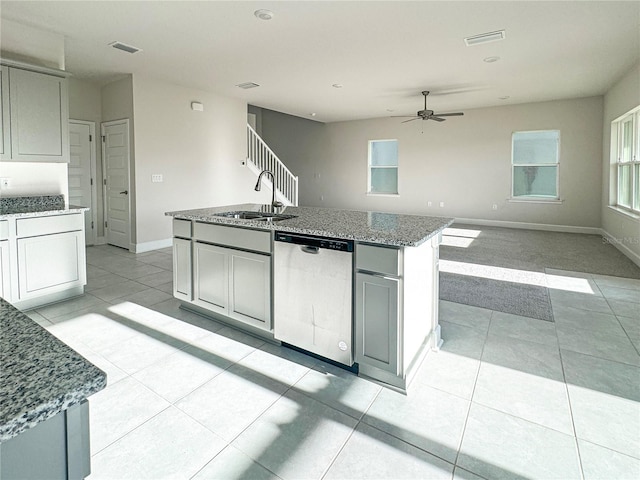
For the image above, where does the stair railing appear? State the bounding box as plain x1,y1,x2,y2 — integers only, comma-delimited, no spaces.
246,124,299,206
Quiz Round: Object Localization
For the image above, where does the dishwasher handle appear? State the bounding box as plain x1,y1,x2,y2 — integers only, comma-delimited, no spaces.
300,245,320,254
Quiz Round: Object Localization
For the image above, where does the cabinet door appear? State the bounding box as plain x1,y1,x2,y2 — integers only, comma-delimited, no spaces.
0,66,10,159
173,238,192,301
8,68,69,162
355,272,400,374
193,242,228,314
0,240,10,300
228,250,271,331
17,231,86,300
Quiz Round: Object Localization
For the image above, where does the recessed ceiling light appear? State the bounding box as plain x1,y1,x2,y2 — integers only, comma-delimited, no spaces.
499,96,510,100
236,82,260,89
464,30,506,46
310,113,317,117
254,9,274,20
483,56,500,63
108,41,141,54
332,84,343,88
386,109,395,112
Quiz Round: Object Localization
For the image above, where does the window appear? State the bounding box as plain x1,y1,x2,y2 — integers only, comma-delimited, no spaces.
368,139,398,195
612,108,640,214
511,130,560,200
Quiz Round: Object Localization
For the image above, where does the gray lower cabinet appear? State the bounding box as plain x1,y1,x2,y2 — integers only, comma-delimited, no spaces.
16,230,85,300
0,401,91,480
354,240,440,390
0,239,9,299
193,242,272,331
172,237,192,301
355,272,400,375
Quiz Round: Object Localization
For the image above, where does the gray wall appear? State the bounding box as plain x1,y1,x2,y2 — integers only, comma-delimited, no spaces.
601,63,640,263
260,97,604,229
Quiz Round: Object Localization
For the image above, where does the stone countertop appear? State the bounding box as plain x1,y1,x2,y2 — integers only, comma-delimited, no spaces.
0,194,88,219
166,204,453,247
0,298,106,442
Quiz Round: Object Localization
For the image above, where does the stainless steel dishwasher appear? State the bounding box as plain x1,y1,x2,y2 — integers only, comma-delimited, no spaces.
274,232,354,366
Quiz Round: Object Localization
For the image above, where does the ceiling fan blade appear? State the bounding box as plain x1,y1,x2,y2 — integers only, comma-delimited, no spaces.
391,115,419,118
402,117,421,123
429,116,446,122
434,112,464,117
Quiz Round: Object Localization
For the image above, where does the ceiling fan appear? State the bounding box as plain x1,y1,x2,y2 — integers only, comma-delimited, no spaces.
394,91,464,123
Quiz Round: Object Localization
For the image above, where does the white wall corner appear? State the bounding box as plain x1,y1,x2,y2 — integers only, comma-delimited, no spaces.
601,229,640,268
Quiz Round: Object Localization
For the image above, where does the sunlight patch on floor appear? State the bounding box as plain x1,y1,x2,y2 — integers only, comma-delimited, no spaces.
440,260,597,294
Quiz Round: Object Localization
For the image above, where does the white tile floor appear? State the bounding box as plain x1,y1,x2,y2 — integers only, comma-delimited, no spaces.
26,244,640,479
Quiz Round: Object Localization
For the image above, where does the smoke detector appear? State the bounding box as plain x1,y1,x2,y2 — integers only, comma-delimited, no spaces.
254,9,274,21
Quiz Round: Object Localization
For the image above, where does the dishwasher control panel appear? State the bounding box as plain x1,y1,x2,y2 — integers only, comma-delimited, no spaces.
275,232,354,252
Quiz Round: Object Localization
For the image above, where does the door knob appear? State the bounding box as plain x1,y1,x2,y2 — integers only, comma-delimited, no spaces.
119,190,128,195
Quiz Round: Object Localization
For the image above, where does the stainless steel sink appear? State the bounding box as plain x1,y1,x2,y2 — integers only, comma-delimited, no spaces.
214,211,297,222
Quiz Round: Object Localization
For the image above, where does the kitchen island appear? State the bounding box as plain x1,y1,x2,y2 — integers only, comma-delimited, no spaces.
0,298,106,479
166,204,453,391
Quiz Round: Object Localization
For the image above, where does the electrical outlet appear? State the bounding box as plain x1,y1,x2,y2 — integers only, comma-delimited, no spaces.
320,195,324,201
492,204,498,210
151,174,163,183
0,178,10,188
439,202,444,208
427,201,432,207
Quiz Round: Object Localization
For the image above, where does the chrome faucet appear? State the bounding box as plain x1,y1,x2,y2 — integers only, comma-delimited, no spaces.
254,170,284,210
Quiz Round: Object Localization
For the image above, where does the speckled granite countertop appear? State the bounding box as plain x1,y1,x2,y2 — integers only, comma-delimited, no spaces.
166,204,453,247
0,298,106,442
0,194,88,219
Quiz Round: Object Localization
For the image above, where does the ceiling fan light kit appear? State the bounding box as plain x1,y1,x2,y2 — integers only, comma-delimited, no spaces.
393,91,464,123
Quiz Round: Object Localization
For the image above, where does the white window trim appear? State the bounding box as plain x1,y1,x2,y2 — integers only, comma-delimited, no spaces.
611,106,640,216
510,129,561,202
367,139,399,195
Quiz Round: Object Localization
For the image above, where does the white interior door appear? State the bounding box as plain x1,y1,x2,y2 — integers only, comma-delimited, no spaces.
102,120,131,250
68,120,96,245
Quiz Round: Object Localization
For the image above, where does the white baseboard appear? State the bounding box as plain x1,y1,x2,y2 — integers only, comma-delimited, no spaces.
601,229,640,268
133,238,172,253
454,217,602,235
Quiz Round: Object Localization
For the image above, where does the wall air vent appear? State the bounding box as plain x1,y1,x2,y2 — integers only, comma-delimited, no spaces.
464,30,506,46
236,82,260,89
109,41,142,54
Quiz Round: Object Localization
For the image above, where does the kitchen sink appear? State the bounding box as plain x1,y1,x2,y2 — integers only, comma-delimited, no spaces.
214,211,297,222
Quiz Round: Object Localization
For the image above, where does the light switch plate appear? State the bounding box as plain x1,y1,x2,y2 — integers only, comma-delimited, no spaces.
151,174,163,183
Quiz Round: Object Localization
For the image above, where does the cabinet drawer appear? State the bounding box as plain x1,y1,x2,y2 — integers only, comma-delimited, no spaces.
356,244,401,276
173,218,192,238
194,222,271,254
16,214,83,238
0,220,7,240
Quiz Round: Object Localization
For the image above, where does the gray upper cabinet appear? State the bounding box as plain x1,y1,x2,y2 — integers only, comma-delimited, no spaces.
0,67,10,157
0,63,70,163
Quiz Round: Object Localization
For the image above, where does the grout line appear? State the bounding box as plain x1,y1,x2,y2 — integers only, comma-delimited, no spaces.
452,309,491,469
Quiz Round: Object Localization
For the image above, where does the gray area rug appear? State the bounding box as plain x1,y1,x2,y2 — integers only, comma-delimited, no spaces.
440,273,554,321
439,224,640,322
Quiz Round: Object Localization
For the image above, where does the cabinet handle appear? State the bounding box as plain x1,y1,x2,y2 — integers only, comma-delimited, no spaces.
119,190,128,195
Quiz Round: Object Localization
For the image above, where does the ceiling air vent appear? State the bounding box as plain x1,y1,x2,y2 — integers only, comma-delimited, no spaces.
109,41,142,54
236,82,260,89
464,30,506,46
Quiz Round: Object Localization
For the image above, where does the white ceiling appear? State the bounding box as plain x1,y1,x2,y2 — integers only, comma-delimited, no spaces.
1,1,638,122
